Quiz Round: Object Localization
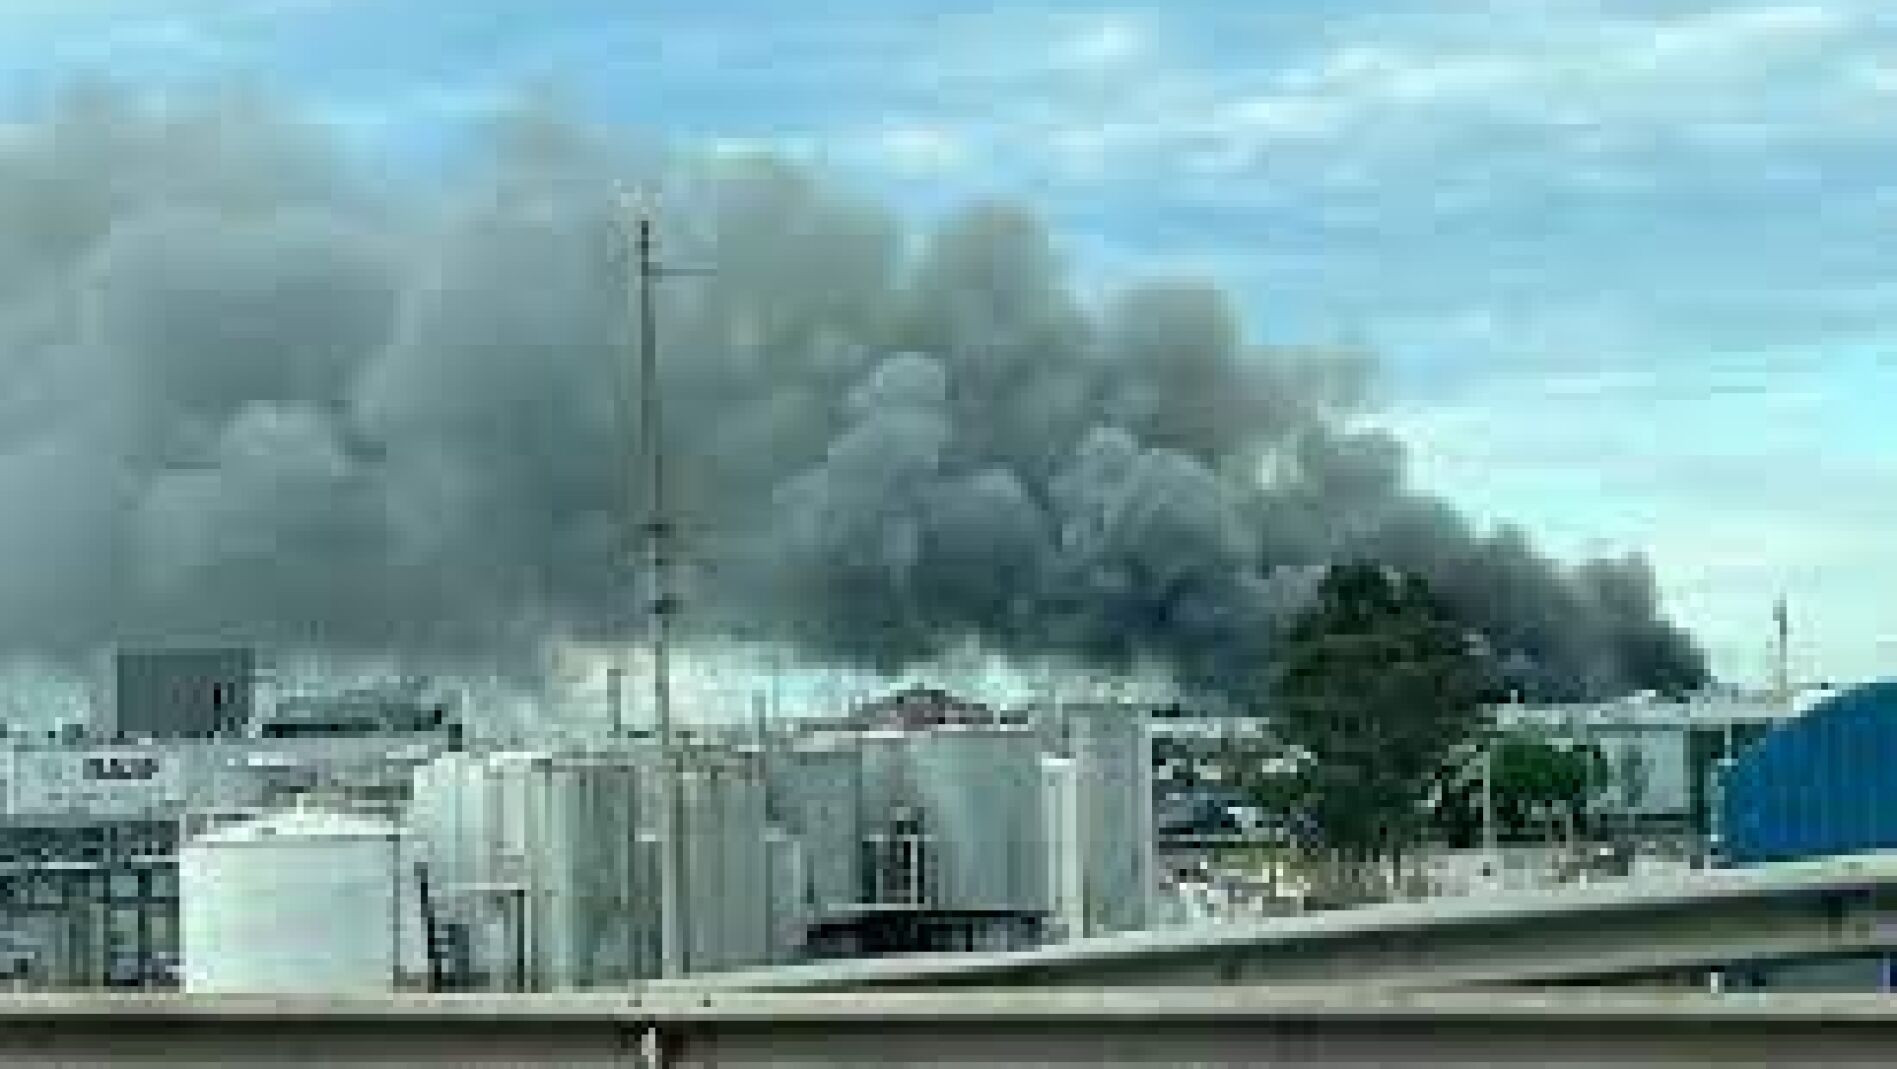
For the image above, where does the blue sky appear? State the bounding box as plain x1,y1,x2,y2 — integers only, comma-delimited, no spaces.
3,0,1893,688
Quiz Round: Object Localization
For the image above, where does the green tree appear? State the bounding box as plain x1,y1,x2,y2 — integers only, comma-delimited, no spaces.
1489,735,1607,841
1432,734,1609,847
1274,562,1496,870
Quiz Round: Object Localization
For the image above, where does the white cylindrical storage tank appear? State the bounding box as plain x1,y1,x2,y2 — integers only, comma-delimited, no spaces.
181,809,403,994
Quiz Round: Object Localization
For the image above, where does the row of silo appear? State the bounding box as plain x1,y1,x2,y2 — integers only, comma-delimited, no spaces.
407,748,659,989
175,704,1154,993
764,721,1103,925
404,746,798,988
179,744,803,995
765,729,921,912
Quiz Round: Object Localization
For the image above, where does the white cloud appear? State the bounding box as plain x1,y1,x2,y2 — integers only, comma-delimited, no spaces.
53,15,236,67
1856,60,1897,95
1047,2,1890,177
1635,2,1850,65
317,82,503,146
1220,92,1346,141
1061,16,1145,70
871,125,971,175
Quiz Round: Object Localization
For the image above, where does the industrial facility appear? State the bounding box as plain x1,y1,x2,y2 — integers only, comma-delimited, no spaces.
0,649,459,989
0,641,1889,998
0,653,1156,993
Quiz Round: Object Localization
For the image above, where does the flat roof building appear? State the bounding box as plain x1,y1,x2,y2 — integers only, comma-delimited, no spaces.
111,649,254,741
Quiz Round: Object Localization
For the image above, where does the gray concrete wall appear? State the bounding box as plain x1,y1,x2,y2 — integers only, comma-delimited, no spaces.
2,991,1897,1066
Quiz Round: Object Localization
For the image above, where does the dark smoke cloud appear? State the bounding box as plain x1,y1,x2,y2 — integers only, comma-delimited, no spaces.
0,86,1707,701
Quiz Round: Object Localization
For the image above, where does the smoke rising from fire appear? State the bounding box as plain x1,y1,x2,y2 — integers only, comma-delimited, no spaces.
0,87,1705,702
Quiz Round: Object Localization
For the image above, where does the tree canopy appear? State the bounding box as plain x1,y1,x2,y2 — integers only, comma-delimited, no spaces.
1273,562,1496,861
1434,734,1608,847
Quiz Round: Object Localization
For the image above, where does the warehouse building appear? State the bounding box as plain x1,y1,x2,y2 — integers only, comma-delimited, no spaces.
1492,693,1795,837
110,649,255,741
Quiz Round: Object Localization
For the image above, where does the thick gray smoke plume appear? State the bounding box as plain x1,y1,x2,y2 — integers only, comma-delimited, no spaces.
0,88,1705,702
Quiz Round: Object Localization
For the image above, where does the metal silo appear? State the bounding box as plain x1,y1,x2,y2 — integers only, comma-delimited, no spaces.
405,749,655,990
674,753,772,972
765,741,864,913
907,726,1044,912
1067,704,1154,935
855,730,910,828
855,730,914,904
180,808,404,994
525,751,653,988
1040,755,1085,941
406,751,492,890
766,825,808,963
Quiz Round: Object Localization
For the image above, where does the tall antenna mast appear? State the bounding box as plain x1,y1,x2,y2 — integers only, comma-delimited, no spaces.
618,188,709,978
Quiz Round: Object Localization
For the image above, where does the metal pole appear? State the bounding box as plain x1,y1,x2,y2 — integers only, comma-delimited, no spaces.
1774,596,1791,711
769,646,784,724
607,666,625,742
1708,754,1733,868
390,832,404,992
511,888,527,993
754,691,775,964
416,861,444,992
622,197,691,978
1573,711,1589,850
1481,743,1499,887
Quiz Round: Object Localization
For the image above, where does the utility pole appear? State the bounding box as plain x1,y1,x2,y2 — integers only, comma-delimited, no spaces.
618,189,709,979
1480,742,1499,888
753,690,776,964
1773,596,1792,712
606,665,625,741
768,644,785,725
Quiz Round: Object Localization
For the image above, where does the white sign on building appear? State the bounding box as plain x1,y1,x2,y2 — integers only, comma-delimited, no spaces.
3,747,186,817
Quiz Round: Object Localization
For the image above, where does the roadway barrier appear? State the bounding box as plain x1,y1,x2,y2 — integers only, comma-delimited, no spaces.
679,853,1897,992
2,990,1897,1066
